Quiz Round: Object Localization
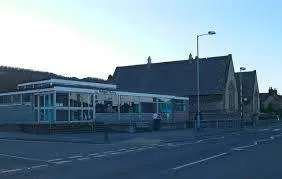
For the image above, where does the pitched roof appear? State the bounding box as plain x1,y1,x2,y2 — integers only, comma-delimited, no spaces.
235,70,257,102
111,55,232,96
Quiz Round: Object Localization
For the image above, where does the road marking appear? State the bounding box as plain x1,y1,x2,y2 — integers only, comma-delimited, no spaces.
103,151,114,154
232,142,257,150
260,128,269,132
47,158,63,162
167,143,177,147
212,136,224,140
257,138,273,143
118,149,127,152
88,153,100,156
31,164,49,169
273,129,281,132
109,152,121,155
0,153,46,163
68,155,83,159
172,152,228,170
77,157,91,161
54,160,72,165
1,168,23,174
93,154,106,158
129,147,138,150
121,149,135,154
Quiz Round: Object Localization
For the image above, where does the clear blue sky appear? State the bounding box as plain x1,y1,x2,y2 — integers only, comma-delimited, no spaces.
0,0,281,93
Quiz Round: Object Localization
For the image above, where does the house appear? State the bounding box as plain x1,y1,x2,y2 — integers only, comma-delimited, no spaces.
235,70,260,114
111,54,239,113
260,88,282,115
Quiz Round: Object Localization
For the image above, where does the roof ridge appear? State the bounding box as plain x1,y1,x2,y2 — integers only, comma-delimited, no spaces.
117,54,232,68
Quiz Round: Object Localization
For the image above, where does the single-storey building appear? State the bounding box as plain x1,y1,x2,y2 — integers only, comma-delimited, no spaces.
0,79,188,127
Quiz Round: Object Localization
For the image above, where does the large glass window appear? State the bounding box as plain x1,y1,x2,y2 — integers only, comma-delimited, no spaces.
45,94,53,107
34,95,38,107
56,93,68,107
81,94,92,107
40,95,44,107
3,95,11,104
70,110,81,121
120,95,140,113
141,102,156,113
22,94,31,103
173,99,188,112
12,94,21,103
56,110,69,121
96,93,117,113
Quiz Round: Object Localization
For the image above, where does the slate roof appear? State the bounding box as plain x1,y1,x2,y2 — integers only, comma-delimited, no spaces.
111,55,233,97
235,70,257,102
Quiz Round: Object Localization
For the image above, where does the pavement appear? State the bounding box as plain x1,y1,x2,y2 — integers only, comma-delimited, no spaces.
0,123,282,178
0,128,240,145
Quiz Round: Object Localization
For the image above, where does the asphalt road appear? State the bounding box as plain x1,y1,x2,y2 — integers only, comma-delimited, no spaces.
1,125,282,179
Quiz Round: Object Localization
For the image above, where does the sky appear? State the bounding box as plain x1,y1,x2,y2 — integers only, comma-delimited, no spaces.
0,0,281,93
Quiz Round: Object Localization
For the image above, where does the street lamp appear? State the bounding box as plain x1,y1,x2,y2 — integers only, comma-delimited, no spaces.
240,67,246,127
196,31,216,130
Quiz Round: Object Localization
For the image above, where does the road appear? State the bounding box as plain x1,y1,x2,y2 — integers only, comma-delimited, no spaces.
1,125,282,179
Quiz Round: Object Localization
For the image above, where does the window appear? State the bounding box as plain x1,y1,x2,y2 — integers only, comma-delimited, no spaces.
22,94,31,103
56,93,68,107
70,110,81,121
120,95,140,113
141,102,156,113
56,110,69,121
70,93,80,107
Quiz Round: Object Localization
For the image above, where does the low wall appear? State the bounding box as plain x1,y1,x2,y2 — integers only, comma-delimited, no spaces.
0,104,35,124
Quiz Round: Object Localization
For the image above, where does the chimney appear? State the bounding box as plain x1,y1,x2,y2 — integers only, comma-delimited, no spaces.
147,56,152,69
189,53,193,60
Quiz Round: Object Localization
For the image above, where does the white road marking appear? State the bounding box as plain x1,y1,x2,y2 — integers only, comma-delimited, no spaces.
109,152,121,155
68,155,83,159
0,153,46,163
167,143,177,147
212,136,224,140
257,138,273,143
273,129,281,132
121,149,135,153
88,153,100,156
93,154,106,158
1,168,23,174
172,153,228,170
118,149,127,152
103,151,114,154
47,158,63,162
260,128,269,132
232,142,257,150
272,134,282,138
54,160,72,165
31,164,49,169
77,157,91,161
129,147,138,150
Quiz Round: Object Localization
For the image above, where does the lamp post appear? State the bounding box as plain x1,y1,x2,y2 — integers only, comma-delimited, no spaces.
240,67,246,127
196,31,216,130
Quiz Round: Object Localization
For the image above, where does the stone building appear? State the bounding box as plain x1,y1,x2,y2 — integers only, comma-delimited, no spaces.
111,54,239,113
